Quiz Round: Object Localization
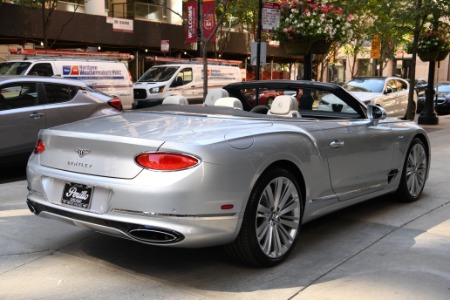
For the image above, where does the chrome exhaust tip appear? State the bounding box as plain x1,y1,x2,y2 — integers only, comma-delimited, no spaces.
128,227,183,244
27,200,37,214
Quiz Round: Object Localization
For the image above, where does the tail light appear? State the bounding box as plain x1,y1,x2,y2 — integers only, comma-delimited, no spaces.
135,153,200,171
108,97,123,111
34,139,46,154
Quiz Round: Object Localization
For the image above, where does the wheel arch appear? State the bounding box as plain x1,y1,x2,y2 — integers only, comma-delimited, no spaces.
259,159,306,208
413,133,431,175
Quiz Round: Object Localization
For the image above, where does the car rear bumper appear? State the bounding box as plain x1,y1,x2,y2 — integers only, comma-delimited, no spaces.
26,196,241,248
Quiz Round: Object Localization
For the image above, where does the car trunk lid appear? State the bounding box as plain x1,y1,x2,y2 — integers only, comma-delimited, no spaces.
37,111,272,178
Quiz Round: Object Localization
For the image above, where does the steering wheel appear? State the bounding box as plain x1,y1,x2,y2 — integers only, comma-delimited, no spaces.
250,105,270,114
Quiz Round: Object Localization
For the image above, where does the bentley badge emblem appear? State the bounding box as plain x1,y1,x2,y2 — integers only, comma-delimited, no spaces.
75,148,91,158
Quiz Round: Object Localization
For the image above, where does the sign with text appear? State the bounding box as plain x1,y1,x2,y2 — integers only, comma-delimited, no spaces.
185,1,198,43
185,1,216,43
107,17,133,33
161,40,170,52
371,34,381,59
262,2,281,33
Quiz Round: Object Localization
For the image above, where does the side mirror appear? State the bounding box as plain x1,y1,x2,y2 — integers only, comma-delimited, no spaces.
367,105,387,124
384,87,393,94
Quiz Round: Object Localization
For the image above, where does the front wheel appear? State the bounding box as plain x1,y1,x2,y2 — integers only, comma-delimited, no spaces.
226,168,303,267
393,138,428,202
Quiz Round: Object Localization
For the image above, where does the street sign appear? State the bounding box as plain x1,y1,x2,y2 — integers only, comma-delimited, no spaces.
371,34,381,59
251,42,266,66
262,2,281,33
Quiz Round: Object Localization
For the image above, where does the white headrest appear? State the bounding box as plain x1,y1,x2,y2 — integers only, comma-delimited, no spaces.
162,95,189,105
214,97,243,109
204,88,229,106
268,95,300,117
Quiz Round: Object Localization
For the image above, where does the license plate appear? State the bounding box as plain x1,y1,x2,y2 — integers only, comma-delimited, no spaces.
61,183,94,209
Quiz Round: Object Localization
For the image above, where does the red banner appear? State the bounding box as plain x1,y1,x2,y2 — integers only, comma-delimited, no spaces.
203,0,216,42
185,1,197,43
185,1,216,43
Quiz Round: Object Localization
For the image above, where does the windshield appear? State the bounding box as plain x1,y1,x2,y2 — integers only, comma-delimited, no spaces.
436,83,450,93
0,61,32,75
343,78,385,93
137,66,179,83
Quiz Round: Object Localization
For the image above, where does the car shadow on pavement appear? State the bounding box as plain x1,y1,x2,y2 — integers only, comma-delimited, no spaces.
57,193,450,295
0,161,27,184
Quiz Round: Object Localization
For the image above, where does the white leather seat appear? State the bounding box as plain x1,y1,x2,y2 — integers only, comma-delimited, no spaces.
162,95,189,105
267,95,301,117
204,88,229,106
214,97,243,109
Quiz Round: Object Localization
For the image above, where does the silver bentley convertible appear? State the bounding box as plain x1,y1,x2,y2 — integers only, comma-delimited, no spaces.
26,80,430,267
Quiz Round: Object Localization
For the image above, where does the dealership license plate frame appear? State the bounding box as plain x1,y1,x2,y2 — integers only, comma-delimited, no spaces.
61,182,94,210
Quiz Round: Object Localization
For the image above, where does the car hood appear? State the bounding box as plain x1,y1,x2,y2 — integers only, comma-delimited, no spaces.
348,91,383,102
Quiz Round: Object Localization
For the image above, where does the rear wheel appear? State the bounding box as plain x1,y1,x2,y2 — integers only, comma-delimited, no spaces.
393,138,428,202
226,168,303,267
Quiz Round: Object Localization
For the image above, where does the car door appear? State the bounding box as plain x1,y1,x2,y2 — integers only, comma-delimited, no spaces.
377,79,399,117
320,120,396,201
312,91,396,201
393,79,409,116
41,83,95,128
169,67,196,99
0,81,45,158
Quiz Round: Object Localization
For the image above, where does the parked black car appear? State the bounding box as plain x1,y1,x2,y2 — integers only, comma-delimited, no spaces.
417,82,450,115
435,82,450,115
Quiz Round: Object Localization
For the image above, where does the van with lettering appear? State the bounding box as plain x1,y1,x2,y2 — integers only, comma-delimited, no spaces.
0,59,134,109
133,63,242,108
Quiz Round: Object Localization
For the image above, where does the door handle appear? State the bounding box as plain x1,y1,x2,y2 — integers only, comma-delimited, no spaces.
29,112,44,119
330,140,344,149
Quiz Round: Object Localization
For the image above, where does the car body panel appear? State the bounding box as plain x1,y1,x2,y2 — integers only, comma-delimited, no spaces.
26,80,430,251
0,75,121,164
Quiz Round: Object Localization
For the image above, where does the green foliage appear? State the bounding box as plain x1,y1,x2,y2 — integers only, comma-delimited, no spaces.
270,1,355,43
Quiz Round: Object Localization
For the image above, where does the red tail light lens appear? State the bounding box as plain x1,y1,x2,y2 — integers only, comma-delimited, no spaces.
108,97,123,111
135,153,200,171
34,139,46,154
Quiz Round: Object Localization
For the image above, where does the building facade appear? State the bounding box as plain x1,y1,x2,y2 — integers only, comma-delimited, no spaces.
0,0,448,84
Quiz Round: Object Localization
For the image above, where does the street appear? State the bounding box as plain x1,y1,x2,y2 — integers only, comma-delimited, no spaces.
1,116,450,300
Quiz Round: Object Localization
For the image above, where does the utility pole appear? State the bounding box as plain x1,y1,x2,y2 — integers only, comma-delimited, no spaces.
418,16,439,125
256,0,262,80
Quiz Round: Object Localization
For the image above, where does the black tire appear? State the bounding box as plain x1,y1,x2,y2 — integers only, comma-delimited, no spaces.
250,105,270,114
226,168,303,267
393,138,428,202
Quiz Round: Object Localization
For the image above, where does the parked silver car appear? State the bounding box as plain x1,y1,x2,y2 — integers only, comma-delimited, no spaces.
26,80,430,267
343,77,417,120
0,76,122,165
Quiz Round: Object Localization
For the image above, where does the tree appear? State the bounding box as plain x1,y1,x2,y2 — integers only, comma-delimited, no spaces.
16,0,84,49
197,0,233,99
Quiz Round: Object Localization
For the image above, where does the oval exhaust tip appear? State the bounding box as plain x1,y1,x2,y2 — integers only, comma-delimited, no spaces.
128,228,182,244
27,201,37,214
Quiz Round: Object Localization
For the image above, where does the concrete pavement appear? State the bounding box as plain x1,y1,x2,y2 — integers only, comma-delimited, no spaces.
0,116,450,300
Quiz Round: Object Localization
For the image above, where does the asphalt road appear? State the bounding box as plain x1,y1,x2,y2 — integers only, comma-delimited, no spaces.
1,116,450,300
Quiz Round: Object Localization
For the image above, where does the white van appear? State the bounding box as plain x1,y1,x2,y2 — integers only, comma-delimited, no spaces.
0,60,134,109
133,63,242,108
